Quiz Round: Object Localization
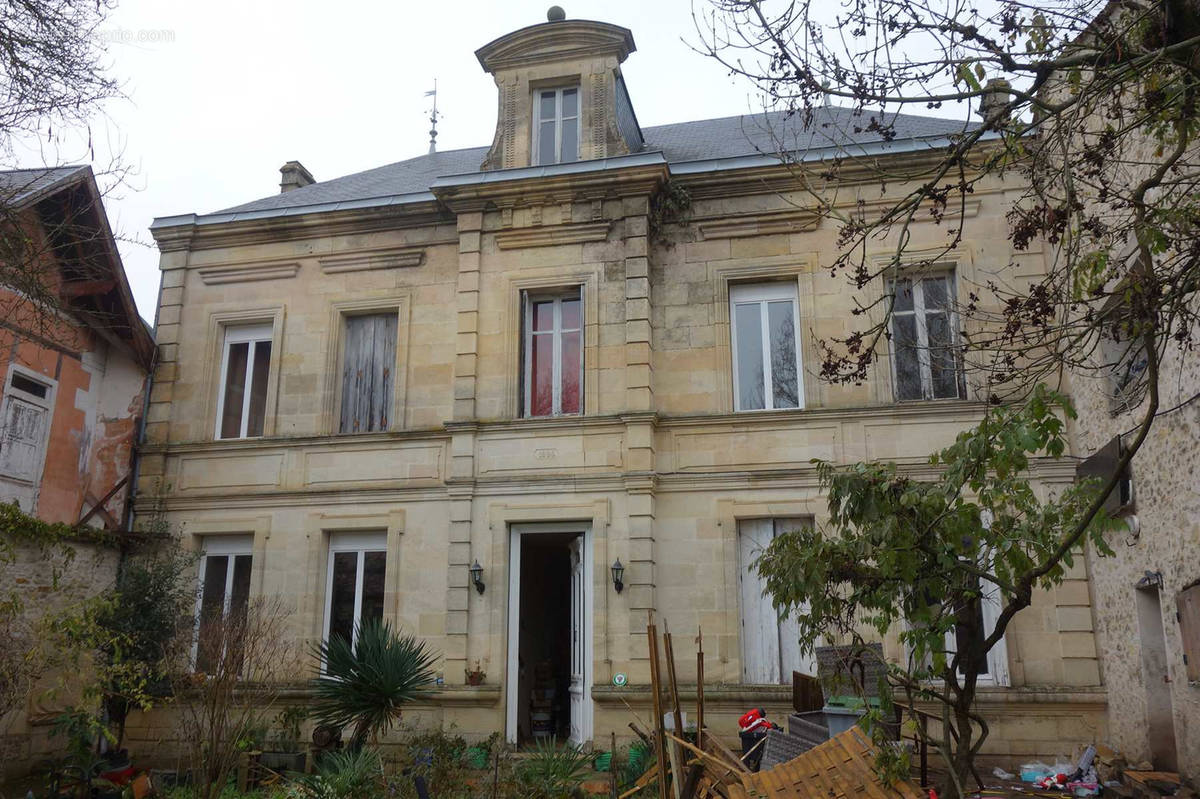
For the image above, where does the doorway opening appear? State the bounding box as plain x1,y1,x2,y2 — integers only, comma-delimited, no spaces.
506,523,592,746
1135,580,1178,771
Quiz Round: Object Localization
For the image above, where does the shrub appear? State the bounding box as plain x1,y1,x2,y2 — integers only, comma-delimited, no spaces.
310,618,437,749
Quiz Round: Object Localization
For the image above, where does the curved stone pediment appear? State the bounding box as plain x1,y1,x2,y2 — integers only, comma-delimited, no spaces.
475,19,635,73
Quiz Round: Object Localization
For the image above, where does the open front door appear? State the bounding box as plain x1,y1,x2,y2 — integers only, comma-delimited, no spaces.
567,536,586,745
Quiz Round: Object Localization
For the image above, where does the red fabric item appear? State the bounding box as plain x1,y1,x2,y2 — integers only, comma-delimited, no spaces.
738,708,771,732
98,765,135,785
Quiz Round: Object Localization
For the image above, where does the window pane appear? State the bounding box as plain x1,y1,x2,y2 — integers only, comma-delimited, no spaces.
954,597,988,675
892,279,914,313
539,120,556,165
329,552,358,648
230,554,252,619
362,551,386,627
220,342,249,438
560,296,581,330
767,300,799,408
560,118,578,162
561,88,577,117
540,91,556,120
196,556,229,673
892,314,922,400
734,303,765,410
530,334,554,416
927,312,961,399
532,300,555,332
561,330,581,414
922,276,950,311
246,341,270,437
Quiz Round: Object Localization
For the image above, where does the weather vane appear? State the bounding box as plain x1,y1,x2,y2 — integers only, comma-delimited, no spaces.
426,80,440,154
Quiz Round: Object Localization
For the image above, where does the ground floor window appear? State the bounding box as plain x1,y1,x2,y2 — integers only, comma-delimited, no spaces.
324,531,387,650
195,535,253,673
737,517,816,684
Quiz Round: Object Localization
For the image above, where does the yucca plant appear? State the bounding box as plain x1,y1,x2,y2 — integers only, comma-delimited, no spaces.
517,738,592,799
311,618,438,749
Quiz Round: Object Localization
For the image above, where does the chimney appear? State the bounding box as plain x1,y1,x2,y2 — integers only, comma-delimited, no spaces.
279,160,315,193
977,78,1012,122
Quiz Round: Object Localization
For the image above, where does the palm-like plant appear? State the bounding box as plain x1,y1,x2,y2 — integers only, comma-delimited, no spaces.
311,618,438,749
517,738,592,799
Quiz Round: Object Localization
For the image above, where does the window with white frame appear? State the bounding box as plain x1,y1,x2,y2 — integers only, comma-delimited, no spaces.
522,288,582,417
194,535,253,674
533,86,579,165
339,312,398,434
0,368,54,483
324,532,387,650
890,273,965,401
730,283,803,412
738,518,817,684
216,323,273,439
933,572,1010,685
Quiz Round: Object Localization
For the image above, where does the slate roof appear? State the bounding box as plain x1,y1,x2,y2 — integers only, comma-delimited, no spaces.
215,107,971,217
0,165,91,208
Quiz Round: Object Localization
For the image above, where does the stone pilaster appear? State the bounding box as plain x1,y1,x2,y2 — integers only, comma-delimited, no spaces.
137,251,188,503
453,212,483,421
623,198,652,411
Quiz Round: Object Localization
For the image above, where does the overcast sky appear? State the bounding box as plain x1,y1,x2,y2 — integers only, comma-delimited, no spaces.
8,0,779,319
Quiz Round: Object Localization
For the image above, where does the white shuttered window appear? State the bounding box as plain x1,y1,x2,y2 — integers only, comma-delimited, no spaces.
738,518,817,684
0,370,53,482
340,313,398,434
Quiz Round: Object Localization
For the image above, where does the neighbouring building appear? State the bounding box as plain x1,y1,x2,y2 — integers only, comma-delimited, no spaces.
135,11,1108,761
0,166,155,778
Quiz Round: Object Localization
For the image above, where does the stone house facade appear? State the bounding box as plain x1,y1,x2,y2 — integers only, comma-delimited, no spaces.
136,13,1107,759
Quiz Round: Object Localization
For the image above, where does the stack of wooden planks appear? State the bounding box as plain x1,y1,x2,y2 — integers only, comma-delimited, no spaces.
622,611,924,799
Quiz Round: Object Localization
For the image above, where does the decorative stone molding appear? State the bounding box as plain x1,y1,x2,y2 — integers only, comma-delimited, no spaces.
197,262,300,285
696,209,820,240
494,220,611,249
318,247,424,274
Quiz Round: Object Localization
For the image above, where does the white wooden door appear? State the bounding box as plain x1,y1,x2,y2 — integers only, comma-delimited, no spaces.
738,518,817,683
568,536,586,745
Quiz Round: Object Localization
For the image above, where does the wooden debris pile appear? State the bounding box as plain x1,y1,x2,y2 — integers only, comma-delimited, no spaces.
623,612,923,799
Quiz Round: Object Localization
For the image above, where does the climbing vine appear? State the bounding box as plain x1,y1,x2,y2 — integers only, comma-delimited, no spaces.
649,179,692,245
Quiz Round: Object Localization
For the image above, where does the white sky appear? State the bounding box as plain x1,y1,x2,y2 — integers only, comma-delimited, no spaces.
13,1,770,321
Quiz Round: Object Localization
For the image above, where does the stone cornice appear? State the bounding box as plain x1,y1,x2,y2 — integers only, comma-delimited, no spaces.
494,220,611,249
432,161,668,212
318,246,424,274
151,201,450,253
197,261,301,285
696,208,821,240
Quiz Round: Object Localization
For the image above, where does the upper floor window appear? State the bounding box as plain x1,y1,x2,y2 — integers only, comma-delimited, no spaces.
890,274,965,401
216,323,272,439
522,288,582,418
340,312,398,434
0,368,54,482
194,535,252,673
533,86,579,165
324,532,387,650
730,283,802,412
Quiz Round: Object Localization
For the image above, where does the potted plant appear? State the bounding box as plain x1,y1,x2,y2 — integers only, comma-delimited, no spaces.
259,706,309,774
465,659,487,686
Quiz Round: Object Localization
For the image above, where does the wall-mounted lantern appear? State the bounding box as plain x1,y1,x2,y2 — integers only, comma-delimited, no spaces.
611,558,625,594
469,560,486,594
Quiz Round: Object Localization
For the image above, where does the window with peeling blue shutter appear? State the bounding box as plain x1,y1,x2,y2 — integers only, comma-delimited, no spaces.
339,313,398,434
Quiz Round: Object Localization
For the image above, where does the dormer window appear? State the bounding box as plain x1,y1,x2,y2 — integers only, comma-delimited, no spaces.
533,86,579,165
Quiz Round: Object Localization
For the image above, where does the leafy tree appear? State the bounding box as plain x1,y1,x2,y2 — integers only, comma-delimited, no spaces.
753,386,1123,797
311,618,438,750
695,2,1194,791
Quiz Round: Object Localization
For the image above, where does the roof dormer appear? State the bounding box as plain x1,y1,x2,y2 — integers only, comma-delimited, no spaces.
475,8,643,171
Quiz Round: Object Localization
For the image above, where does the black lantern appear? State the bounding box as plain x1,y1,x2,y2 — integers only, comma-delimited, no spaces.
611,558,625,594
469,560,486,594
